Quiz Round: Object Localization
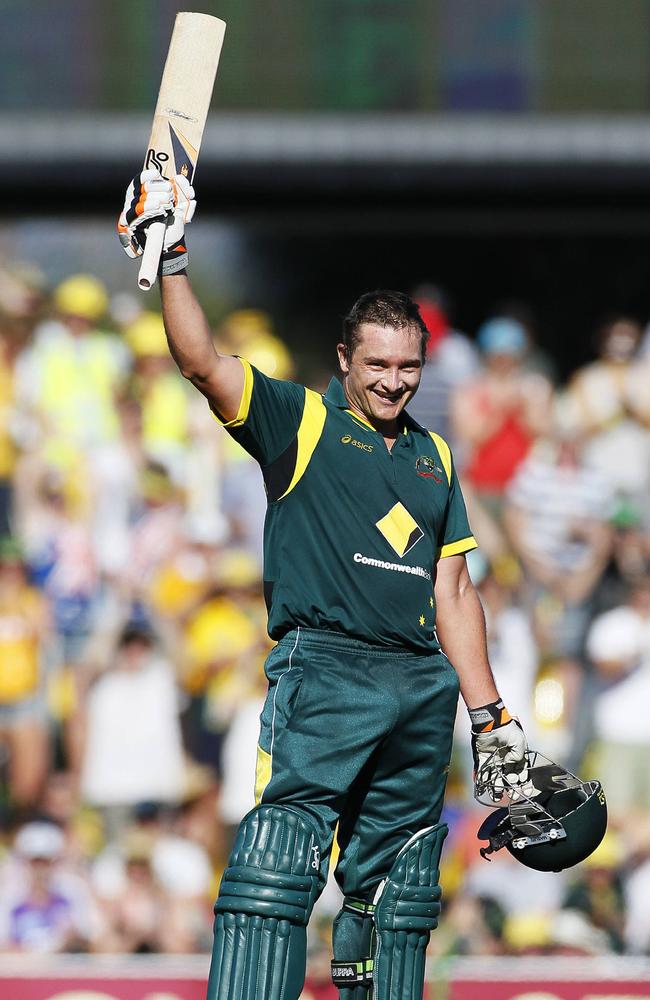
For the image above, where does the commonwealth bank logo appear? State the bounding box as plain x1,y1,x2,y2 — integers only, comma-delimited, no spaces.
375,502,424,557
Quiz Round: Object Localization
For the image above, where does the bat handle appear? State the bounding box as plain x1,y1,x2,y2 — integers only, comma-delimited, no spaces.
137,220,166,291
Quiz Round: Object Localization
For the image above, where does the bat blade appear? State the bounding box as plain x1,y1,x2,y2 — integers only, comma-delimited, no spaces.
138,12,226,291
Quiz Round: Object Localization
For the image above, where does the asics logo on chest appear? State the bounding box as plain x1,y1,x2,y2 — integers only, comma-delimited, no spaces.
340,434,374,453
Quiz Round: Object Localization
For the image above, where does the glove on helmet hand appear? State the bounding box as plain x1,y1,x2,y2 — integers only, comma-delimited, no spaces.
470,700,529,804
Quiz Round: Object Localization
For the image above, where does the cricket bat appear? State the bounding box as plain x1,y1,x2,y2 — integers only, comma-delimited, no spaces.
137,11,226,291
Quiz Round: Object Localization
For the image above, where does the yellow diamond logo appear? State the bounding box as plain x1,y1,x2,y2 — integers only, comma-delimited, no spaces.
375,502,424,557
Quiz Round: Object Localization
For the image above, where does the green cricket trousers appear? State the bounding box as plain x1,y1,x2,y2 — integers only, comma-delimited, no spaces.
254,626,460,898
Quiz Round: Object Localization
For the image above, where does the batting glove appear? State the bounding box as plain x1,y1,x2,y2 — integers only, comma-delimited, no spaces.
470,699,529,804
117,170,196,275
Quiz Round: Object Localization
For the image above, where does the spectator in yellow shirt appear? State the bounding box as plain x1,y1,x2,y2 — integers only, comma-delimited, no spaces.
0,537,51,810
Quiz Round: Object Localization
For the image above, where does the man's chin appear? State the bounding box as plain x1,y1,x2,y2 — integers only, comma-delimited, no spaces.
367,396,408,421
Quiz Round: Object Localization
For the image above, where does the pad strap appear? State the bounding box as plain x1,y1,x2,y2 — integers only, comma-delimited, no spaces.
331,959,374,988
343,898,376,918
332,896,376,998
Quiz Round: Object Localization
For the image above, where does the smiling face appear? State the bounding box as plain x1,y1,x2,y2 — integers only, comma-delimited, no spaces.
337,322,423,431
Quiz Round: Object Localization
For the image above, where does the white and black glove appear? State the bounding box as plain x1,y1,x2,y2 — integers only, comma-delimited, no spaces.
470,699,528,804
117,169,195,276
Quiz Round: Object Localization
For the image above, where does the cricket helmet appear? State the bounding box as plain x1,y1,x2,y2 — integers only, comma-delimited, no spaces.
477,751,607,872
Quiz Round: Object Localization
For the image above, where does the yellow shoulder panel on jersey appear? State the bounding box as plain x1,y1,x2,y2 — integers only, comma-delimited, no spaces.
277,388,327,500
212,357,254,428
428,431,452,485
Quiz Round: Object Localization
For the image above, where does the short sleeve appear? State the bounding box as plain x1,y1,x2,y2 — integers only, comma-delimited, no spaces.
429,433,478,560
213,358,306,466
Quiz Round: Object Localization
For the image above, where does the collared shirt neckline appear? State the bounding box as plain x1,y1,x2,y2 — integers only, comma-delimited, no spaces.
323,377,429,441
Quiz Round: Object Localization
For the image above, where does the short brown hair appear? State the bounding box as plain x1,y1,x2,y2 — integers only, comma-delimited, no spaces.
342,290,429,360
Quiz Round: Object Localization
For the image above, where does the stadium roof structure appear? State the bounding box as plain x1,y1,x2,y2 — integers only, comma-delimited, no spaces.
11,113,650,164
10,114,650,209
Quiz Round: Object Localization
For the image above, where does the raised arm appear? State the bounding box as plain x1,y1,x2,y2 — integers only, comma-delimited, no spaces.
160,272,244,421
118,170,245,422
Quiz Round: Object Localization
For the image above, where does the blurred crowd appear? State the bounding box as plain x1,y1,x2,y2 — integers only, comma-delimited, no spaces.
0,262,648,988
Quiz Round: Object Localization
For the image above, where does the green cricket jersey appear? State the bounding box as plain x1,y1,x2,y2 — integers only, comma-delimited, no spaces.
216,359,477,651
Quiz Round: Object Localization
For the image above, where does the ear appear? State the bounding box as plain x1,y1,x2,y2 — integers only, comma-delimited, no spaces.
337,342,350,374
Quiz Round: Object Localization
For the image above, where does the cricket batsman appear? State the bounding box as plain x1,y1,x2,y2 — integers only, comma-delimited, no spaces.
119,172,529,1000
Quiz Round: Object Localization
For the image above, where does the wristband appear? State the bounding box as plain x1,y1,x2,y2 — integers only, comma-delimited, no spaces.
160,238,189,276
469,699,513,733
